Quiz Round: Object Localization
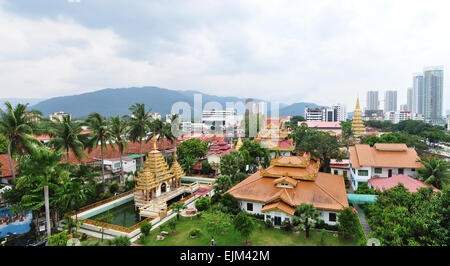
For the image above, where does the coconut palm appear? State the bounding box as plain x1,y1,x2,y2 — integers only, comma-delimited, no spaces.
47,115,86,163
56,180,86,233
85,112,114,184
125,103,152,166
0,102,42,179
109,116,129,183
417,157,449,190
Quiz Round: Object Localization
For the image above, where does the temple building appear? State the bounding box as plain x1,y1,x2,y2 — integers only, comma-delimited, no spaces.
227,153,349,226
256,118,295,158
134,137,184,209
351,98,365,135
235,135,243,150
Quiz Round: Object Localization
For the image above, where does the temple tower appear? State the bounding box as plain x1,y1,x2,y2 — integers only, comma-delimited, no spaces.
351,97,365,135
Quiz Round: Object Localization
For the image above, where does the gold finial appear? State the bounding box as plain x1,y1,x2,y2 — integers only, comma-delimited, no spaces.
355,97,360,110
152,135,157,150
174,152,178,160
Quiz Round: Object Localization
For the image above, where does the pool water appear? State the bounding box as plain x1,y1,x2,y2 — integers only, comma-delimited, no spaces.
89,201,141,228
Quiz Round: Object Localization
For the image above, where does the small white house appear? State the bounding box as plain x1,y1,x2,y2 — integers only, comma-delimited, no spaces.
348,143,423,190
103,158,136,181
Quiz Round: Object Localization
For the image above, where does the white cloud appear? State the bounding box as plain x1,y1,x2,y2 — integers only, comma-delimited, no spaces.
0,0,449,113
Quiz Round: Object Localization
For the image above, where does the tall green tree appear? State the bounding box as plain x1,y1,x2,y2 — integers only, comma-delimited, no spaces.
233,211,256,245
296,130,344,173
293,203,320,238
85,112,114,184
219,151,246,177
239,140,270,168
48,115,86,163
417,157,449,190
125,103,153,166
109,116,129,183
176,138,208,172
338,207,362,240
56,180,86,233
0,102,42,179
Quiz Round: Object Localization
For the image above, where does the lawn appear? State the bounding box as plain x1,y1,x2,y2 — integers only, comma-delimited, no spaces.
136,216,361,246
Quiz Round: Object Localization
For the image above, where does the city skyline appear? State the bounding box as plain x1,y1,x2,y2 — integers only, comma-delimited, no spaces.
0,0,449,112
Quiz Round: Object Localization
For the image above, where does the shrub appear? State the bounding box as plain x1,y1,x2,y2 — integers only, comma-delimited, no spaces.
168,220,177,232
110,236,130,246
140,221,152,236
264,219,273,228
109,182,119,194
189,228,201,237
125,179,135,191
319,229,327,245
249,213,265,220
211,193,222,204
195,197,211,212
79,233,88,241
281,220,293,232
219,193,240,215
314,220,338,231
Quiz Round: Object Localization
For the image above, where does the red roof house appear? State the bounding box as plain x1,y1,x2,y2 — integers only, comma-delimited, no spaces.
369,174,439,193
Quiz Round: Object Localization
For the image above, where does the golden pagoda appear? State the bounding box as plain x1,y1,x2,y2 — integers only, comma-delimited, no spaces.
134,136,184,207
351,97,365,135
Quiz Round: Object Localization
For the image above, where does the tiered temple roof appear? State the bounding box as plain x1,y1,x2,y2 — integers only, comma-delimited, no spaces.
256,117,294,152
227,153,349,214
351,97,365,135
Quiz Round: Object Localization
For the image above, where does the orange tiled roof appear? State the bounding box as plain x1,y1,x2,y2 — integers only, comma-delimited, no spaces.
273,176,298,187
261,201,295,216
349,143,423,168
227,155,349,212
0,154,17,178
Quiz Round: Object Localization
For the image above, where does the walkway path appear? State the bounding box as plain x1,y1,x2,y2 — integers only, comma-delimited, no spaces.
353,204,371,238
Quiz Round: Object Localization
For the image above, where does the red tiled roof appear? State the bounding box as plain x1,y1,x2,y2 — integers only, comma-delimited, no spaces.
0,154,17,178
66,138,179,165
303,121,341,128
369,174,439,193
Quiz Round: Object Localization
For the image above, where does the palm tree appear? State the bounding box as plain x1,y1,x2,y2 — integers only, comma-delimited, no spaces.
48,115,86,163
56,180,86,233
417,157,449,190
109,116,129,183
125,103,152,166
293,203,320,238
85,112,114,184
170,202,186,220
149,119,175,156
0,102,42,179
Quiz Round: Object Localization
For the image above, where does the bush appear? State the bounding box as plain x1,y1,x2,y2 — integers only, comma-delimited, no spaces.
249,213,265,220
79,233,88,241
355,182,375,195
195,197,211,212
125,179,135,191
109,181,119,194
264,219,273,228
211,193,222,204
189,228,201,237
219,193,240,215
110,236,130,246
140,221,152,236
281,220,293,232
314,220,338,231
168,220,177,232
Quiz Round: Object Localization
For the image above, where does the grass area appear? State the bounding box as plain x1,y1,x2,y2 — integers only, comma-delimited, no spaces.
136,216,360,246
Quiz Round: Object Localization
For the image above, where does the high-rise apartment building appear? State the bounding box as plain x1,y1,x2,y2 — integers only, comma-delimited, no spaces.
423,66,444,122
366,91,379,110
412,73,424,114
384,90,397,112
407,87,413,111
332,103,347,122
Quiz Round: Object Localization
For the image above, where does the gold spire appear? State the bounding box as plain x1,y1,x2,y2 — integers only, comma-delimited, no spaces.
152,135,157,151
351,97,365,135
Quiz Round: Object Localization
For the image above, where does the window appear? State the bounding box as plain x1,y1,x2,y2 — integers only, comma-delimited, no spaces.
247,203,253,211
398,168,404,174
374,168,382,174
266,215,271,220
411,168,415,172
329,213,337,222
334,170,339,175
358,170,369,176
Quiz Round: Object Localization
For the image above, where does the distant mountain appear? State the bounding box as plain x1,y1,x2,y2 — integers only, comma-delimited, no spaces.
29,86,321,119
279,102,324,116
0,98,45,109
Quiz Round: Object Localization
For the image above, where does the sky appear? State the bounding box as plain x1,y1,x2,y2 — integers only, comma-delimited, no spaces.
0,0,449,113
